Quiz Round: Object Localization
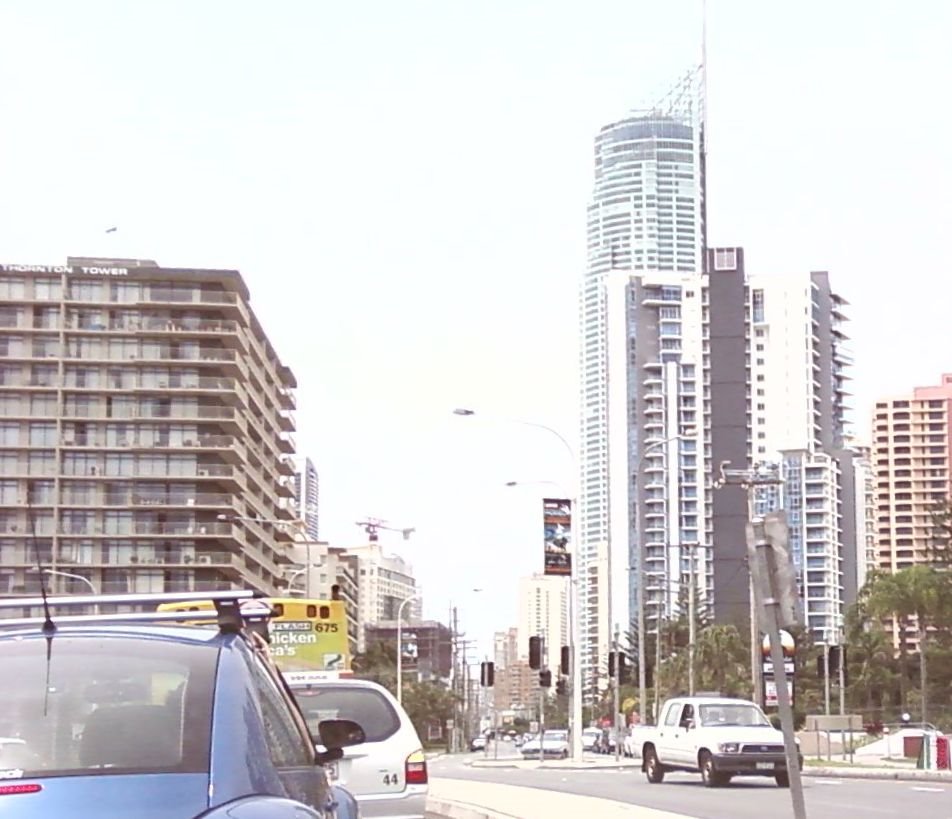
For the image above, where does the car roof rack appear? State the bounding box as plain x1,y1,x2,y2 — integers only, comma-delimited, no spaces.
0,589,267,635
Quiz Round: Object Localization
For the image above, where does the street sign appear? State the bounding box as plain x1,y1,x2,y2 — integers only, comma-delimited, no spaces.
764,660,795,675
764,677,795,708
445,719,454,730
529,720,539,733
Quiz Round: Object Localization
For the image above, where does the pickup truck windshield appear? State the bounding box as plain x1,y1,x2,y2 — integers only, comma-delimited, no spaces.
1,634,216,778
698,704,771,727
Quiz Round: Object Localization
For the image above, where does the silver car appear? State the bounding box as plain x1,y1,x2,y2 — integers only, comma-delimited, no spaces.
292,678,428,819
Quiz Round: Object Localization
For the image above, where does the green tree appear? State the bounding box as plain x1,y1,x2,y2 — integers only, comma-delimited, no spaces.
861,566,952,724
351,639,398,692
401,679,457,744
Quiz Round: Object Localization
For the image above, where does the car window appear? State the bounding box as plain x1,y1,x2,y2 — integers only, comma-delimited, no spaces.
247,653,315,768
293,685,400,743
699,703,770,727
663,703,681,727
1,635,215,778
679,704,694,727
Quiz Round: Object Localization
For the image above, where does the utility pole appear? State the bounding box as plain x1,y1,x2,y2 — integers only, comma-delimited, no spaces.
838,639,846,717
715,463,806,819
823,643,831,716
449,606,459,753
687,545,697,696
613,626,621,763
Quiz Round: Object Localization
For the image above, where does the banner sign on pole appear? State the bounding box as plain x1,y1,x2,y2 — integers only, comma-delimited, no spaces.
542,498,572,576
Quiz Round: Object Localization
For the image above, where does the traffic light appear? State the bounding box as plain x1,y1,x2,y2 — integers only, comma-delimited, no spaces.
608,651,627,680
560,645,570,676
480,661,495,687
556,678,567,696
529,635,543,670
539,669,552,688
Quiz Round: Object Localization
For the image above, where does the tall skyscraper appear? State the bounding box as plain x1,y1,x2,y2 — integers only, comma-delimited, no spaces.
580,70,706,697
292,455,319,540
873,374,952,571
0,257,298,604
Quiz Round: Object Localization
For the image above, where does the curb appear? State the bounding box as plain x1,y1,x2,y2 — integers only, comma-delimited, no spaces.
426,796,516,819
802,766,952,782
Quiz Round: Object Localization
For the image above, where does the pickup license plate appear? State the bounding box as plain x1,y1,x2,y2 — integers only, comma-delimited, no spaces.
325,761,339,781
756,762,774,770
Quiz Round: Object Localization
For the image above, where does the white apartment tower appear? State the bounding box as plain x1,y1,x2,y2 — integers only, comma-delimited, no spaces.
517,574,568,669
344,541,420,651
292,456,319,541
580,71,706,698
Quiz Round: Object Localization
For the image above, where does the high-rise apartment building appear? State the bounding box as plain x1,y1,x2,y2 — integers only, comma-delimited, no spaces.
583,233,860,690
493,626,519,670
872,374,952,571
517,574,568,668
292,455,319,541
345,541,419,651
580,72,706,697
0,257,298,604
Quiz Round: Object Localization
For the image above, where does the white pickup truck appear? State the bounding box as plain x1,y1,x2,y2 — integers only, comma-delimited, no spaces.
639,696,802,788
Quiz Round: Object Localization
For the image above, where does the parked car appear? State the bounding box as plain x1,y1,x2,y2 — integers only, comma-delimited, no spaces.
0,589,363,818
581,728,601,752
469,736,487,752
521,729,569,759
640,696,802,787
290,676,428,819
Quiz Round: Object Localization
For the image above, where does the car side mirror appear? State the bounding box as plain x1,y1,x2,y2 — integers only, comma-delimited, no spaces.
318,718,366,750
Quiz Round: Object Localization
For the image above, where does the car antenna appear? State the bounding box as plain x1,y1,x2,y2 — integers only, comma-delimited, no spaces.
27,483,56,716
27,484,55,636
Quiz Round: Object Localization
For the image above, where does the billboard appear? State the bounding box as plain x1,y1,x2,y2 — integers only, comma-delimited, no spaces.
270,618,349,673
542,497,572,576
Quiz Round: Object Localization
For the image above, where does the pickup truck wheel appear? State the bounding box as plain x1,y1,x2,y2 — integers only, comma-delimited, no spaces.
775,771,790,787
644,747,665,783
699,751,726,788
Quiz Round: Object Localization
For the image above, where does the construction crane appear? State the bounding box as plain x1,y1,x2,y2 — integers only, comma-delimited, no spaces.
356,517,415,542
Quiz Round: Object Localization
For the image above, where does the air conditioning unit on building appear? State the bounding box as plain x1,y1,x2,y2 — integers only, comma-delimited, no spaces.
197,555,212,565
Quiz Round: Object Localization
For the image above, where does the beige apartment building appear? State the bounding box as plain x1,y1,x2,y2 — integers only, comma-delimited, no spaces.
0,257,298,608
872,374,952,571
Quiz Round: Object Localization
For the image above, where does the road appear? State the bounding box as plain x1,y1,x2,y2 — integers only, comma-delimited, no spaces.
429,748,952,819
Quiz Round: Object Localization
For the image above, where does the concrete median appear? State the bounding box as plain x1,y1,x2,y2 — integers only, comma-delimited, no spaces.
427,777,698,819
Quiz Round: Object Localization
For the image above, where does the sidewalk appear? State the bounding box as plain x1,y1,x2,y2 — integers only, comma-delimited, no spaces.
467,752,952,782
427,777,696,819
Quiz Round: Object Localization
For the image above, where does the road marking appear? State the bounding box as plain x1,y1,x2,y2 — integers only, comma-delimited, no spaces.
910,786,945,792
814,779,843,785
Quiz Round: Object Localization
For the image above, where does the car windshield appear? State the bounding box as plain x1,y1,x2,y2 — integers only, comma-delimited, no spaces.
1,634,217,778
293,685,400,743
699,704,771,727
542,730,567,741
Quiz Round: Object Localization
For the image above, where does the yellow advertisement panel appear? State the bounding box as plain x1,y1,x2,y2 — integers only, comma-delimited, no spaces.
269,618,348,672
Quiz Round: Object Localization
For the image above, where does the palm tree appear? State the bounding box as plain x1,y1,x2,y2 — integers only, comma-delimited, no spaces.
861,569,914,709
692,624,749,696
861,567,952,724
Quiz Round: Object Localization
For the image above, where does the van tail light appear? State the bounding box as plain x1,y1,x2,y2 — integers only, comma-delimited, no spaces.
405,749,428,785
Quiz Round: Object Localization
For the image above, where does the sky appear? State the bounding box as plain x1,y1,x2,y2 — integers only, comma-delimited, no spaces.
1,0,951,657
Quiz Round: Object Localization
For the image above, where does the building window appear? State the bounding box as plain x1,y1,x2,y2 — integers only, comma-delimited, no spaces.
713,248,737,270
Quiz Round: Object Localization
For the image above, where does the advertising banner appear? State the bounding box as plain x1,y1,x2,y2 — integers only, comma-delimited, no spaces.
543,497,572,576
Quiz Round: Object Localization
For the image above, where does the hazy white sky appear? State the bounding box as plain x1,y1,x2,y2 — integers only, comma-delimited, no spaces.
2,1,950,656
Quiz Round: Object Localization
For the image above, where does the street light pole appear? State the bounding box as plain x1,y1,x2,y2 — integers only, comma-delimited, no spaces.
453,408,584,762
396,593,422,705
31,569,99,614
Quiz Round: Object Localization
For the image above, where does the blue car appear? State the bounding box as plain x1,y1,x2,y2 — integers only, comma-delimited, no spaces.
0,590,364,818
